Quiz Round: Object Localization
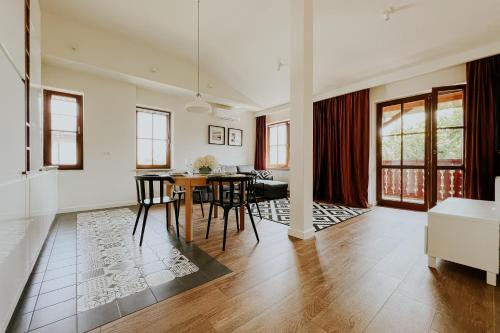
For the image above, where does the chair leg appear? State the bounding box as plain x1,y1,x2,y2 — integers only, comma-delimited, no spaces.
133,204,143,235
222,208,230,251
235,207,240,231
174,201,180,239
176,193,182,219
246,204,260,243
198,191,205,217
140,206,150,247
253,192,262,219
206,203,214,239
166,203,170,231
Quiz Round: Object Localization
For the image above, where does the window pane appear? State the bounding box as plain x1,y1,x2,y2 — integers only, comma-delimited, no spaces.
269,126,278,146
381,168,401,201
437,128,463,166
277,145,287,165
402,169,425,204
51,131,76,165
137,139,153,165
436,90,463,128
269,146,278,165
153,140,167,165
382,135,401,165
381,105,401,136
402,133,425,166
153,114,167,140
51,96,77,117
277,124,287,145
402,100,425,134
137,112,153,139
51,114,77,132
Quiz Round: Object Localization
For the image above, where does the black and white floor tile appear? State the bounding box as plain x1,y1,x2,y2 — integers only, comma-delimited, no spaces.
251,198,370,231
7,207,230,333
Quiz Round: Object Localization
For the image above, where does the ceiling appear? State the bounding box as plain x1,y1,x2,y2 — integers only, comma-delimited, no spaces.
40,0,500,110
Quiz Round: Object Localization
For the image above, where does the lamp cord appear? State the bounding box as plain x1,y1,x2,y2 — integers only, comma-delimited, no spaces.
197,0,200,97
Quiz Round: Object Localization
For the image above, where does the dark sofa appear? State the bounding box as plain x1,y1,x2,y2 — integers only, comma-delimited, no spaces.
236,165,288,200
193,165,288,202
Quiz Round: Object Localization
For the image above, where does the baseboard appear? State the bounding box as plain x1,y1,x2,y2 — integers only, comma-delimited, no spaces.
58,201,137,213
287,227,315,240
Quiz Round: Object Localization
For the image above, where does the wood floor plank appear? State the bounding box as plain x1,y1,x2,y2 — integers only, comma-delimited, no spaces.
96,205,496,333
364,292,435,333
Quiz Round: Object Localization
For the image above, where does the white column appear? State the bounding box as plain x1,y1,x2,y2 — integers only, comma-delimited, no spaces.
288,0,315,240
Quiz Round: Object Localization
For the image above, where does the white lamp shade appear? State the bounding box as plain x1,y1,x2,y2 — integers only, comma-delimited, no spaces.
185,95,212,113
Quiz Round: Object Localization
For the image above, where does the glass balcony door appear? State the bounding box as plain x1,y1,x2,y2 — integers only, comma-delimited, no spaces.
431,85,466,207
377,94,431,211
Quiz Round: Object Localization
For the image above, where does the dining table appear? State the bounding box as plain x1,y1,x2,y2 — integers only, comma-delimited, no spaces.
163,173,247,242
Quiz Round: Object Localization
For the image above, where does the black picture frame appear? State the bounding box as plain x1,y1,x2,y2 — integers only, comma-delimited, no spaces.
208,125,225,145
228,128,243,146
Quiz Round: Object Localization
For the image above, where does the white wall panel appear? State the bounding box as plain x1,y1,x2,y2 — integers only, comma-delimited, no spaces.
0,44,25,184
0,0,25,75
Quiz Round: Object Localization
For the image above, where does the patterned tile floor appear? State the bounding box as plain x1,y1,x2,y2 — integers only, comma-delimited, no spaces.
7,206,231,333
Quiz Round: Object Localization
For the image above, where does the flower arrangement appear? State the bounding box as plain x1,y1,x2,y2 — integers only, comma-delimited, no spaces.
193,155,218,173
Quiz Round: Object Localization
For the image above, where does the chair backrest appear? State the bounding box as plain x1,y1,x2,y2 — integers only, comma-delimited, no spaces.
135,174,175,205
207,175,252,207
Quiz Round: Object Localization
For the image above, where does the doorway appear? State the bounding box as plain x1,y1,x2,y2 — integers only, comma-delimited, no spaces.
376,85,465,210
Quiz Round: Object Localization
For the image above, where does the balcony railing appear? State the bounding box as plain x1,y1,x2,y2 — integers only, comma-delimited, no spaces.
381,160,463,203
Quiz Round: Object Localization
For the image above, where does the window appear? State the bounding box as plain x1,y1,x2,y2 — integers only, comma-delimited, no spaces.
267,121,290,168
43,90,84,170
136,107,171,169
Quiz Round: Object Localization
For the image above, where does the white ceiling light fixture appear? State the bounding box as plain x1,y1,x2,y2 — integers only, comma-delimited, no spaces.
185,0,212,114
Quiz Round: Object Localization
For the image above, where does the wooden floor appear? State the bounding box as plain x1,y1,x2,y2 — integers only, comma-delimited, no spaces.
93,204,498,333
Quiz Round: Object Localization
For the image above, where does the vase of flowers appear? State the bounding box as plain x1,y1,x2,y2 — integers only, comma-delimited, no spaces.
193,155,218,174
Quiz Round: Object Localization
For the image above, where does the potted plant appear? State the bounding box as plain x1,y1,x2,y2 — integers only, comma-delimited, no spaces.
193,155,218,174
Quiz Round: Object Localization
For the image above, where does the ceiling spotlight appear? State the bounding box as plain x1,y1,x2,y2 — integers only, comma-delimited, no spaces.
150,67,158,73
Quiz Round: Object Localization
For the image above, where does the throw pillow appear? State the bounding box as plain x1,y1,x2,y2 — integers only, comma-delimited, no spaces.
255,170,273,180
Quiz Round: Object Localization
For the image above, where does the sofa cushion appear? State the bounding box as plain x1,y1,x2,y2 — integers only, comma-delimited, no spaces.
255,170,273,180
237,165,256,174
257,179,288,199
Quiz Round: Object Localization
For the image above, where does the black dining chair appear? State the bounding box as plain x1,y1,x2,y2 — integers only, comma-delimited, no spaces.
247,175,262,219
134,175,180,246
172,185,205,217
206,175,259,251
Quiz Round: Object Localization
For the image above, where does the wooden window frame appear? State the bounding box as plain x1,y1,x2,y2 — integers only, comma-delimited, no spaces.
266,121,290,170
136,107,171,170
43,90,84,170
376,94,431,212
430,84,466,207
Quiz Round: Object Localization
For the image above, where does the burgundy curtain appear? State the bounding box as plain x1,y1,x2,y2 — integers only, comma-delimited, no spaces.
254,115,267,170
313,89,370,208
464,54,500,200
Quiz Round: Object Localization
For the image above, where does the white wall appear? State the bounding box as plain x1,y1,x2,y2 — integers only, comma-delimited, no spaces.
42,64,255,212
368,64,466,204
136,88,255,168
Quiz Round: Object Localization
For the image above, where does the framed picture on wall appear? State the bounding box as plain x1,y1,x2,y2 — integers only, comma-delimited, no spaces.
228,128,243,146
208,125,225,145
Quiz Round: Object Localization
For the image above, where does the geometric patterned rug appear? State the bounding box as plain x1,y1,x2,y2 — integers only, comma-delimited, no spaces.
250,198,370,232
